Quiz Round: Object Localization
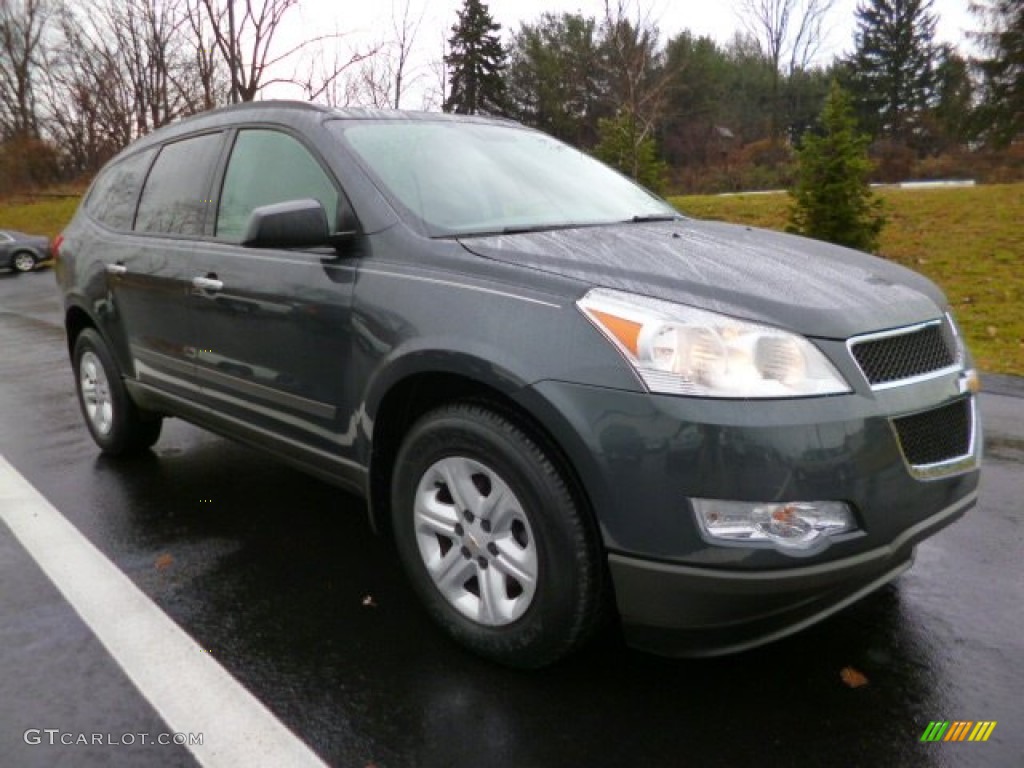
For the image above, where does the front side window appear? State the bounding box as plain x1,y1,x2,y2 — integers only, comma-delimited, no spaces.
85,148,155,230
216,129,339,241
136,133,223,236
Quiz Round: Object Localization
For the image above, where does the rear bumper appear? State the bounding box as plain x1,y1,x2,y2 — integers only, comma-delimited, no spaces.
609,490,976,657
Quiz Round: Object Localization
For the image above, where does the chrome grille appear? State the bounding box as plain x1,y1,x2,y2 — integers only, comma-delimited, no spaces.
850,322,956,387
892,398,972,467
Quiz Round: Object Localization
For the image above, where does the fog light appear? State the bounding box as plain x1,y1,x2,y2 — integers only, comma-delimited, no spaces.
692,499,856,556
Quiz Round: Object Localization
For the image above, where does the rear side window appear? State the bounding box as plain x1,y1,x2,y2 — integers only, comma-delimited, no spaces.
86,149,155,230
136,133,223,236
216,129,339,241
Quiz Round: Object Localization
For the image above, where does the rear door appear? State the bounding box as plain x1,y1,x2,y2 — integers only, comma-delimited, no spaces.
188,127,358,463
100,133,225,398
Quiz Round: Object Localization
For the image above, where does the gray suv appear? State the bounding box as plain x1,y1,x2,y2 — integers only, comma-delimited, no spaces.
56,101,981,667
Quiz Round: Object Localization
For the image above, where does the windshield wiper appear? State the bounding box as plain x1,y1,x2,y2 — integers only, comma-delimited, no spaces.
499,223,579,235
628,214,680,223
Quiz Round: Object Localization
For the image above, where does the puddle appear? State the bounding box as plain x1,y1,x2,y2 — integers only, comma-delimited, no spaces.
983,435,1024,464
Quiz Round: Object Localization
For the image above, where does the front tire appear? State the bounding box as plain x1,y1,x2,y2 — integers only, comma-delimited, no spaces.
73,328,162,455
12,251,37,272
391,402,604,668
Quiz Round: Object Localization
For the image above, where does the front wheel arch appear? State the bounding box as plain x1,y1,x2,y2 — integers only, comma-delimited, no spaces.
367,371,599,547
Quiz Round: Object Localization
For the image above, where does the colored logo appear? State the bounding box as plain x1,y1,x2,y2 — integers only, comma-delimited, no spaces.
921,721,997,742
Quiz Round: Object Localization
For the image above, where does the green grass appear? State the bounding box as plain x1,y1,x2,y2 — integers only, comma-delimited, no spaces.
1,187,1021,375
0,196,80,241
670,184,1024,376
0,196,79,269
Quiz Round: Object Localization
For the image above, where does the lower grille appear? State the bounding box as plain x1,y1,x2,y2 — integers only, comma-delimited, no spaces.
892,398,972,467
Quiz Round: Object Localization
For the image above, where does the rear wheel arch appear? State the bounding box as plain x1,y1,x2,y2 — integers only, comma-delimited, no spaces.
65,306,96,357
72,328,162,455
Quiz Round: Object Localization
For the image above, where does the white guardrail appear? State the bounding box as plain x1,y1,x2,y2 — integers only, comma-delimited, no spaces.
717,180,977,196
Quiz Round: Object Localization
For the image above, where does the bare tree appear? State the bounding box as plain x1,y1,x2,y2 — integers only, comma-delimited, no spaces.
739,0,836,75
189,0,354,103
600,1,671,152
330,0,425,110
104,0,192,135
390,0,425,109
181,0,228,110
737,0,837,135
41,5,135,173
292,32,379,107
421,29,449,112
0,0,52,138
37,0,221,175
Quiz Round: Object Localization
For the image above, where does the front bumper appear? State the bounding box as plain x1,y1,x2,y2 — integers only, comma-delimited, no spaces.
516,373,981,656
611,490,975,656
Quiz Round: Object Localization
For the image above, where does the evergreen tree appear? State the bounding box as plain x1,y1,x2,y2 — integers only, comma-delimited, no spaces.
848,0,939,146
971,0,1024,146
788,82,885,252
594,110,668,193
931,45,975,149
506,13,605,147
443,0,509,115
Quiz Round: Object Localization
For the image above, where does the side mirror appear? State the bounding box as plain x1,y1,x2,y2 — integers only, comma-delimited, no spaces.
241,199,330,248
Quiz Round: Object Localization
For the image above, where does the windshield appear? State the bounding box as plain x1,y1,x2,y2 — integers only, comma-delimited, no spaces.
331,120,676,237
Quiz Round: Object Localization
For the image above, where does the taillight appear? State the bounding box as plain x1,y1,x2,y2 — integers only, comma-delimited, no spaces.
51,234,64,261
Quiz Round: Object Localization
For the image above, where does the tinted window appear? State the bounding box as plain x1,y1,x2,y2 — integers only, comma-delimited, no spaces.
136,133,223,236
216,129,338,241
86,149,155,230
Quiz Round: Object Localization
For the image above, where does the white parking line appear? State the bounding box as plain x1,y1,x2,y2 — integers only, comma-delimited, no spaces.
0,456,327,768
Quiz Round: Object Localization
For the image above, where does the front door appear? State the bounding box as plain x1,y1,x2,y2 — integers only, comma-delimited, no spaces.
188,128,359,468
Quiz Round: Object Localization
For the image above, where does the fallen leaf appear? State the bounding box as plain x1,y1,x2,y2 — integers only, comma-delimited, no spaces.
986,326,999,337
154,553,174,571
840,666,869,688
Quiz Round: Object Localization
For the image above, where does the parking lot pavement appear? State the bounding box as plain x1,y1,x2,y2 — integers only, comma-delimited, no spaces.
1,269,1022,767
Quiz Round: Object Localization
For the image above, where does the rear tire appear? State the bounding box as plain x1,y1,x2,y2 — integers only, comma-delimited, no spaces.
391,402,604,668
12,252,37,272
73,328,162,455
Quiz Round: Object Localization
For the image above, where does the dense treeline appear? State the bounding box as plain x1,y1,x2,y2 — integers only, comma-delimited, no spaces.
491,0,1023,191
1,0,1021,194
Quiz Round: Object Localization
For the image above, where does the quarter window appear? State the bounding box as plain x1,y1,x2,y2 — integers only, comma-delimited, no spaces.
86,149,155,230
136,133,223,236
216,130,339,241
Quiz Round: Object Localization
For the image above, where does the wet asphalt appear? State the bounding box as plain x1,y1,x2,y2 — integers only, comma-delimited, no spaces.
1,268,1022,768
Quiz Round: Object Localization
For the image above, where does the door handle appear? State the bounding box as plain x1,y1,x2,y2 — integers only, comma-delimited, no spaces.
106,262,127,276
192,275,224,292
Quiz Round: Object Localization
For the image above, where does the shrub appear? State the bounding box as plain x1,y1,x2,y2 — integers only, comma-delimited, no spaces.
788,82,886,252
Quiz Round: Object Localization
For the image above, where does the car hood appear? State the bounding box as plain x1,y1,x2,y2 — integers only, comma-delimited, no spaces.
458,219,947,339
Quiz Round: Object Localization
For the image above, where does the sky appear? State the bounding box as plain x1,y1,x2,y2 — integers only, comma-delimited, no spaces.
278,0,978,108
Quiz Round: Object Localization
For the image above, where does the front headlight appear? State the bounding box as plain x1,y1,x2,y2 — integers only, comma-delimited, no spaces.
577,288,850,398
